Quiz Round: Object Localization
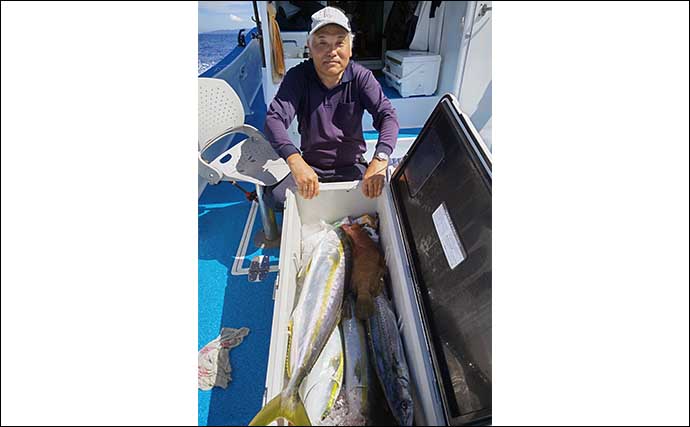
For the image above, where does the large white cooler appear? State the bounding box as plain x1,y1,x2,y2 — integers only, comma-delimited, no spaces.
383,50,442,98
263,94,492,425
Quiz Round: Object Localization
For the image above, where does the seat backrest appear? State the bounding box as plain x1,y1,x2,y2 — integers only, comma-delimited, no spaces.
198,78,245,150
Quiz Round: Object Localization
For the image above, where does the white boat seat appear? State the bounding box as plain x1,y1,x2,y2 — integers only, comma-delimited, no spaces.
198,78,290,187
199,77,288,245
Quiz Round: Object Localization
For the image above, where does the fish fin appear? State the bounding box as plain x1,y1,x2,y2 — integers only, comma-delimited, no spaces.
321,352,344,421
248,393,311,426
285,320,293,379
355,292,374,320
372,272,385,297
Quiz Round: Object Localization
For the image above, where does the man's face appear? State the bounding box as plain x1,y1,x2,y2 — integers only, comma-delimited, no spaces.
310,24,351,79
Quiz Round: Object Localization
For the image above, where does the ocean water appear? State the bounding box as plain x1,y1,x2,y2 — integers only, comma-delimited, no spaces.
198,31,239,75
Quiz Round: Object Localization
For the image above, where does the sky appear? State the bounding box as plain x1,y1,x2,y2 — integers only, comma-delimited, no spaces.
198,1,255,33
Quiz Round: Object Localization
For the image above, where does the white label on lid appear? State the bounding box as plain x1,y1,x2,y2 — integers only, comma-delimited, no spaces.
432,202,466,270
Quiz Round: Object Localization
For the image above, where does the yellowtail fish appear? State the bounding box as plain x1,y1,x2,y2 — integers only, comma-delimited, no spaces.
249,227,351,426
290,324,343,424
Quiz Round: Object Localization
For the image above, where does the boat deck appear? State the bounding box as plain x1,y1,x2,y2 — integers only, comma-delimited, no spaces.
198,92,278,426
198,74,422,426
198,182,281,425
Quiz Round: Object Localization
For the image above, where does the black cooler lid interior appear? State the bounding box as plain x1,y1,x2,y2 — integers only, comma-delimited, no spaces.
390,94,492,425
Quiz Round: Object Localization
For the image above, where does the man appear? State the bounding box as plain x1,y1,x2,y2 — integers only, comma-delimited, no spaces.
264,6,399,208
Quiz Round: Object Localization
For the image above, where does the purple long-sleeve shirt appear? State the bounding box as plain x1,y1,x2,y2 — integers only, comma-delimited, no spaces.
264,59,399,170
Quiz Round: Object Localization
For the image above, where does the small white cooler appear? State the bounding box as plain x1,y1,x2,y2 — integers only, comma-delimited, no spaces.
383,50,442,98
263,94,492,425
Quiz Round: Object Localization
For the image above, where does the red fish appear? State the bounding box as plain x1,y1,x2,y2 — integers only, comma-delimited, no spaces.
342,223,386,319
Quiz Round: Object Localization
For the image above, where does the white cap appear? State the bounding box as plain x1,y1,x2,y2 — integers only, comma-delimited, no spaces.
309,6,351,35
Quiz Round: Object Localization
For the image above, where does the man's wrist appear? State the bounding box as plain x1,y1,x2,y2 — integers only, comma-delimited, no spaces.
374,151,390,162
286,153,303,166
371,157,389,166
369,157,389,175
371,153,389,166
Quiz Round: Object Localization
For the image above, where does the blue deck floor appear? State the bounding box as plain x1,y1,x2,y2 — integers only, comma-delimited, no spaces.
198,87,278,426
198,182,281,426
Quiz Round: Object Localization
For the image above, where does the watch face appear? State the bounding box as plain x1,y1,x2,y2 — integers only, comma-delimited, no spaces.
376,152,389,161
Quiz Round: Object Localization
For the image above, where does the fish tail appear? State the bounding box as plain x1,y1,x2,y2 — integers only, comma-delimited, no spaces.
355,292,375,320
248,392,311,426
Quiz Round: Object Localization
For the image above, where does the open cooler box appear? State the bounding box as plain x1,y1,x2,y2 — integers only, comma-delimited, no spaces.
263,94,492,425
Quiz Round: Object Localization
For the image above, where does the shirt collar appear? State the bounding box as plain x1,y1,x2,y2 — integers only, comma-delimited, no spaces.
341,60,354,83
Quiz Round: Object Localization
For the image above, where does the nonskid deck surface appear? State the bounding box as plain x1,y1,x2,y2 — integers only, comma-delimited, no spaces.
198,81,279,425
198,181,281,426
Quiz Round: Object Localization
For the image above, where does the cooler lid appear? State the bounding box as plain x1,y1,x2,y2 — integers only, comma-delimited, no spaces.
385,49,442,64
390,94,492,425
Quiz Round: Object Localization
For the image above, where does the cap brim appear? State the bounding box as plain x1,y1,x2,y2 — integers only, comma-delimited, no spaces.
309,22,350,35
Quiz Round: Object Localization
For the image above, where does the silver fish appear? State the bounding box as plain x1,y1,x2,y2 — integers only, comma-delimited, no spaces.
341,294,373,425
250,227,351,426
292,322,343,423
368,294,414,426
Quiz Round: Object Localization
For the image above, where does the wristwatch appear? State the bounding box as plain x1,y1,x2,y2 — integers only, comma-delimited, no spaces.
375,151,389,162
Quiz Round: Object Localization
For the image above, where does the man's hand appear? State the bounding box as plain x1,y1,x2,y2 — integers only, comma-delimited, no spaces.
362,158,388,198
287,154,319,199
